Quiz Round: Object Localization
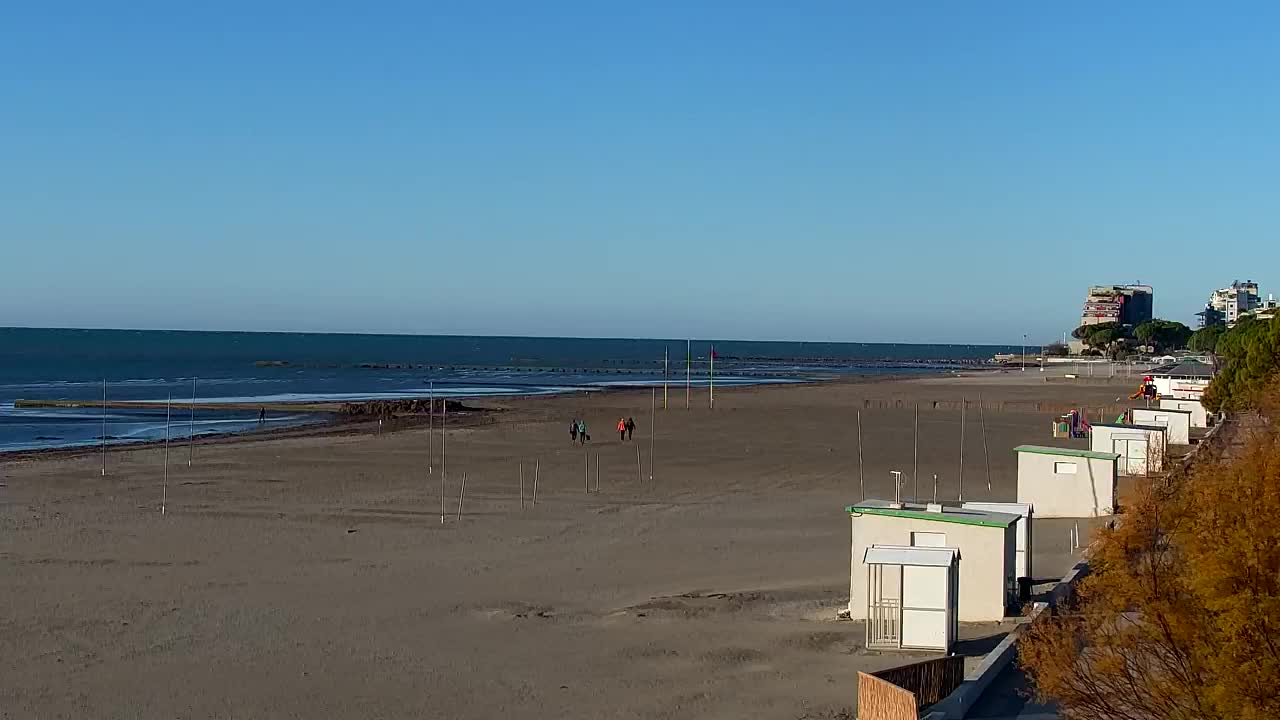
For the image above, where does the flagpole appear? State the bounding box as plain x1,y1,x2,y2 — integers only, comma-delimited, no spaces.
685,339,691,410
709,343,714,410
663,346,668,410
188,377,196,467
101,378,108,476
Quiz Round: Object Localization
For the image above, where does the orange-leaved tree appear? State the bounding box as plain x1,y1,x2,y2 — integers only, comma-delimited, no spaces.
1020,391,1280,720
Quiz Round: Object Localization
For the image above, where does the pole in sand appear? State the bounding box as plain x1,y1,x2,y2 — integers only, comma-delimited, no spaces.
933,473,938,504
456,472,466,521
649,387,655,481
595,451,600,492
188,377,197,467
636,446,642,484
520,463,525,510
584,448,589,494
857,410,865,500
664,346,668,410
709,343,714,410
428,381,433,474
101,378,108,477
440,399,447,525
958,399,965,502
162,393,171,514
686,339,691,410
533,458,540,505
979,394,992,492
912,402,919,502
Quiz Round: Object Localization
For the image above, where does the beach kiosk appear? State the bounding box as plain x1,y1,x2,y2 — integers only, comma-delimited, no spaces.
962,501,1033,581
847,500,1018,623
1131,407,1192,445
1015,445,1119,518
1160,397,1210,429
862,545,959,652
1090,424,1167,475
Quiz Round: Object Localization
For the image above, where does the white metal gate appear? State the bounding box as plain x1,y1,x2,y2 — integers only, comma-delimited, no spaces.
864,546,957,652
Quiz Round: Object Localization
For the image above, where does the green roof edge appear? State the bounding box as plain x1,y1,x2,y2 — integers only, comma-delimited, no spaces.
844,505,1016,528
1014,444,1120,461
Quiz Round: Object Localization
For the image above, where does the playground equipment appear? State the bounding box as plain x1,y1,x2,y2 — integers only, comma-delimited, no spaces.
1053,408,1092,439
1128,376,1159,401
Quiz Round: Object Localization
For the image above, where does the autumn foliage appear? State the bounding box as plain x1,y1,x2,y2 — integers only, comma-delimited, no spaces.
1020,393,1280,719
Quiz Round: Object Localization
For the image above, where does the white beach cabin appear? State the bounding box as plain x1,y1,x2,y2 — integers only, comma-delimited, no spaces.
961,501,1033,580
1131,407,1192,445
847,500,1018,623
862,545,959,652
1089,424,1167,475
1015,445,1119,518
1159,397,1210,429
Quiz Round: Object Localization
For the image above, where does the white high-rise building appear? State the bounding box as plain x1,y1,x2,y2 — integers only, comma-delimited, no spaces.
1204,280,1261,326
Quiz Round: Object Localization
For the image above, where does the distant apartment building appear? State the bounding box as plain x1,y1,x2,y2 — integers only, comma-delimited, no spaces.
1079,284,1154,327
1199,280,1262,327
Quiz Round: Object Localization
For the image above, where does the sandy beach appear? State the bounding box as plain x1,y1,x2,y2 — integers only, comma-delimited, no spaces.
1,372,1136,719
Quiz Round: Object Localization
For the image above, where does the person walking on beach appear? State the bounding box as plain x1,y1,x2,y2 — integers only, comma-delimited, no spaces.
625,416,635,440
618,417,627,441
578,419,588,444
259,407,266,424
570,419,579,444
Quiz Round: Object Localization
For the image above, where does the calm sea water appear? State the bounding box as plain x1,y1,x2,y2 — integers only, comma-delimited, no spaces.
0,328,1017,452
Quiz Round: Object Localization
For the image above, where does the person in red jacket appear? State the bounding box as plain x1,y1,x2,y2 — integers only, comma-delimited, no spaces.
617,417,627,441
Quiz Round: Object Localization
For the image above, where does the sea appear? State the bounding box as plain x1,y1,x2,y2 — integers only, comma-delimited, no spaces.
0,328,1019,453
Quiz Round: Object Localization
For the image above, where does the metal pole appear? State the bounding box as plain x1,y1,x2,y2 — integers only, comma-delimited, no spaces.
912,402,918,502
188,377,196,466
709,343,714,410
162,393,171,514
933,473,938,503
441,399,447,524
664,346,668,410
959,399,965,502
595,451,600,492
585,448,589,493
857,410,864,500
1022,334,1026,371
428,381,433,474
520,463,525,510
649,387,655,481
636,446,642,484
980,395,992,493
532,459,539,505
456,472,466,520
101,378,107,477
686,339,691,410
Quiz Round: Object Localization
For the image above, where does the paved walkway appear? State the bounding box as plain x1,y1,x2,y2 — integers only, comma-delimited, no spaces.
965,660,1060,719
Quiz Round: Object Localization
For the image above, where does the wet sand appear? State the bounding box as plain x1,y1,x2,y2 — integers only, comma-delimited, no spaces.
1,373,1135,719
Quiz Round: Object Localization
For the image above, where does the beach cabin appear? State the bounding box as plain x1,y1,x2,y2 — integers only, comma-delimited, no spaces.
862,545,959,652
847,500,1018,623
1160,397,1210,429
961,501,1033,580
1015,445,1119,518
1090,424,1166,475
1146,360,1214,400
1131,407,1192,445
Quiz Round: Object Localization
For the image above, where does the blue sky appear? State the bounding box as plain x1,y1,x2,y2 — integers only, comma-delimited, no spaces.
3,2,1278,344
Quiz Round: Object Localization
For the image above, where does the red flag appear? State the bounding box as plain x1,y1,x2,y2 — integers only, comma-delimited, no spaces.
711,346,717,360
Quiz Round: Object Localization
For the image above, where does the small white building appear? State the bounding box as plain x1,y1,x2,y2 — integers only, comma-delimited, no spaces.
862,545,959,652
1160,397,1210,429
847,500,1018,622
1131,407,1192,445
1090,424,1167,475
1015,445,1119,518
1146,360,1214,400
962,501,1033,580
